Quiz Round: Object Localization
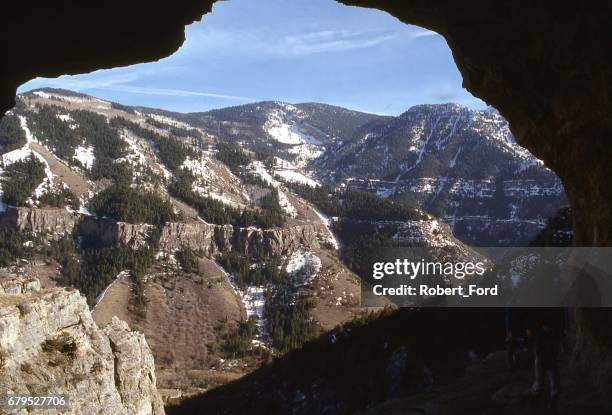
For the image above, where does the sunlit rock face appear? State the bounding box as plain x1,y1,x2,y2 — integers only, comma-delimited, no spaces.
159,221,320,256
0,276,165,414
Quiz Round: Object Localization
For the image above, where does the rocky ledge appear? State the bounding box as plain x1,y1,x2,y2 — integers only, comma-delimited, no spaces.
160,221,320,256
0,276,164,414
0,207,321,257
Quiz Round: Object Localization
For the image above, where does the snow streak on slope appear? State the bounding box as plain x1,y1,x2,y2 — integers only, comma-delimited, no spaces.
218,261,269,348
2,116,37,165
248,161,296,217
275,169,319,187
93,270,129,310
0,117,56,209
311,207,340,250
264,105,322,146
273,157,320,187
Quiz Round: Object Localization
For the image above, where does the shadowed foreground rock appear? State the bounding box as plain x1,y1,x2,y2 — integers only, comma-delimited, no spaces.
0,276,165,414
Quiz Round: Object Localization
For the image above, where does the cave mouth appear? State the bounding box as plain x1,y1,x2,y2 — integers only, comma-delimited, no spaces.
13,0,567,249
3,0,611,412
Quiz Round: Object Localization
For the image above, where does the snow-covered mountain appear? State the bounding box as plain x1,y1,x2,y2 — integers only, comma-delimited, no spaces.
157,100,566,246
310,104,567,245
0,88,571,404
160,101,386,169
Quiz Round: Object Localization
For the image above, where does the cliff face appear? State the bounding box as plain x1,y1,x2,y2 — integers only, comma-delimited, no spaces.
160,221,320,256
0,207,319,256
0,207,77,237
0,207,155,249
78,216,155,248
0,276,165,415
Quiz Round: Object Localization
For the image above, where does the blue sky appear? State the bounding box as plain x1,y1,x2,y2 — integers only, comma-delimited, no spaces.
18,0,485,115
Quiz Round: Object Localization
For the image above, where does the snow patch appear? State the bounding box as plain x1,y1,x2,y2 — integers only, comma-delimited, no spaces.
288,144,325,168
286,251,321,286
74,145,95,169
272,158,320,188
219,262,269,347
182,156,212,180
248,161,296,217
264,108,322,146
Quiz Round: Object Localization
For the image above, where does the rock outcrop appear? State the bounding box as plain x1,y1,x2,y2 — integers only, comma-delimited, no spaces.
0,208,154,248
78,216,155,248
0,207,319,256
0,207,76,237
0,276,165,415
160,221,320,256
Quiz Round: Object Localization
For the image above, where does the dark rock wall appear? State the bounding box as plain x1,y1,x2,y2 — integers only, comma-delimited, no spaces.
1,1,214,113
336,3,612,390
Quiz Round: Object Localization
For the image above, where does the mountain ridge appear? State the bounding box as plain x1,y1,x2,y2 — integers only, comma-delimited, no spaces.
15,87,567,246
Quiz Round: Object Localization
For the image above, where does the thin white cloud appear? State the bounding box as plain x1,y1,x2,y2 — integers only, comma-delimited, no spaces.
93,85,253,101
19,70,252,102
19,72,139,92
411,29,440,39
283,30,398,56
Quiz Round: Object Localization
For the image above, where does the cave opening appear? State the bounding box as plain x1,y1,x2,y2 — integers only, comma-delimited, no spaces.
13,0,568,248
2,1,610,413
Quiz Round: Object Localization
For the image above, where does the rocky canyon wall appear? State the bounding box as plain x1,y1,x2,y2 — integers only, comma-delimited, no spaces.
0,207,319,257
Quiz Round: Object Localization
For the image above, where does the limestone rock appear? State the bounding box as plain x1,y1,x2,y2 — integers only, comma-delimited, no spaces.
0,207,76,238
103,317,165,415
0,277,164,415
77,216,154,248
160,221,319,256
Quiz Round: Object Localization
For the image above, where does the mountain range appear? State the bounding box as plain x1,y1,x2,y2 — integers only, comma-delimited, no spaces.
0,88,568,408
160,98,567,246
